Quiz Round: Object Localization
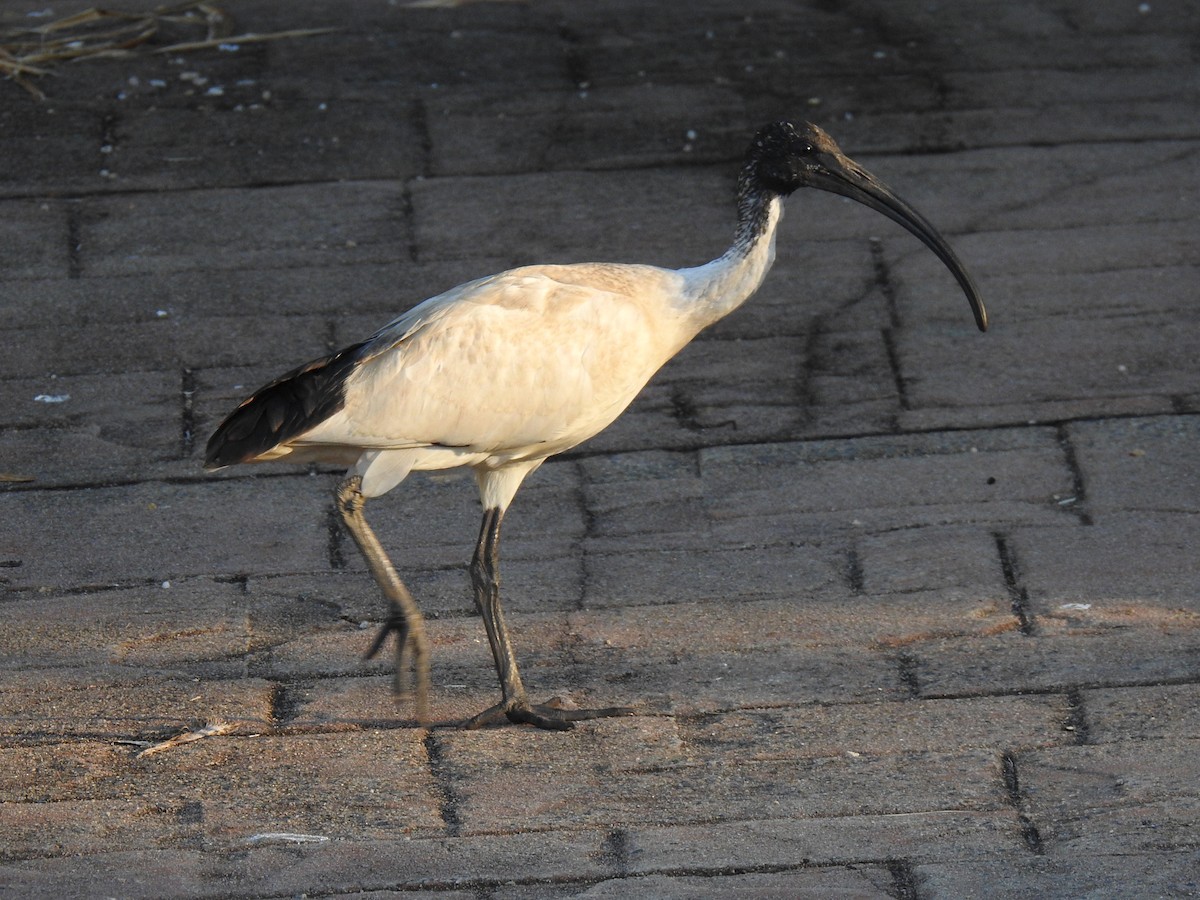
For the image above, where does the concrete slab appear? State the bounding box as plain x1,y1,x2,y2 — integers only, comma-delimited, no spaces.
80,181,410,277
0,478,331,587
1011,515,1200,613
1018,741,1200,857
917,851,1200,900
438,721,1006,833
1083,684,1200,744
915,626,1200,697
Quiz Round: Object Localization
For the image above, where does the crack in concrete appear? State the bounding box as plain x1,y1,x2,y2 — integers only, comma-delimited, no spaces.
1001,750,1046,855
886,857,923,900
994,533,1036,637
1055,423,1093,526
179,367,196,458
424,731,465,838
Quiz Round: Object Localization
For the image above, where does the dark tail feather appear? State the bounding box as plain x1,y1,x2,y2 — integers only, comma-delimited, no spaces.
205,341,368,469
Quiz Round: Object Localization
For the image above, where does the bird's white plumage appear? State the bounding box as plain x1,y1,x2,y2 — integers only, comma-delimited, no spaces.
273,207,781,500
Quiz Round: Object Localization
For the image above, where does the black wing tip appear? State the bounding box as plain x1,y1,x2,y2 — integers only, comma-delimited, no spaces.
202,433,242,471
203,393,276,470
203,428,257,471
202,341,368,472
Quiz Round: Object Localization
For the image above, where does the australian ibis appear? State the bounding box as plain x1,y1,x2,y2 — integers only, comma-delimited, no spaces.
205,121,988,730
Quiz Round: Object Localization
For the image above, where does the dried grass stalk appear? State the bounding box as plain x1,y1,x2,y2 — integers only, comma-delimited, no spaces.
1,2,333,99
136,720,235,758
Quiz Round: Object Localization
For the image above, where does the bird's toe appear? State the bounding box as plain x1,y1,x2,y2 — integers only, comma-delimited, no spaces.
461,698,638,731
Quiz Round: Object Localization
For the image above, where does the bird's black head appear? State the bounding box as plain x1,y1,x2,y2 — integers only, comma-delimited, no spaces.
744,120,989,332
743,120,840,196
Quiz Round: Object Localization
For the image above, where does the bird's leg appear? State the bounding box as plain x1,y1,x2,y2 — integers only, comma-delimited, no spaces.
463,507,534,722
462,506,637,731
335,475,431,725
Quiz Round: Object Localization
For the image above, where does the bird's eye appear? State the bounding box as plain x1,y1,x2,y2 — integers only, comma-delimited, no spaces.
803,143,815,154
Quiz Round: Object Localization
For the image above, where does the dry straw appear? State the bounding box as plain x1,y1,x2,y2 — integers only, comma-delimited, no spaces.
0,2,334,99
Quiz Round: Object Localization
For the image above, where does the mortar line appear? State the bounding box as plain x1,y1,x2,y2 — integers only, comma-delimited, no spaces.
269,681,300,727
880,328,909,415
1064,687,1091,745
65,201,83,279
179,367,196,458
886,857,923,900
895,652,922,699
557,23,590,90
870,237,902,332
871,238,913,420
1054,423,1093,525
796,319,822,419
994,533,1036,636
1000,750,1046,855
599,827,633,877
399,180,420,265
100,110,119,152
327,503,347,570
669,385,705,432
411,95,433,180
844,544,865,595
423,731,465,838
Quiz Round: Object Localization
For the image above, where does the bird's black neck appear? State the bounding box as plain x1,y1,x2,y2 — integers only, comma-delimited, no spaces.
732,171,781,257
674,169,783,333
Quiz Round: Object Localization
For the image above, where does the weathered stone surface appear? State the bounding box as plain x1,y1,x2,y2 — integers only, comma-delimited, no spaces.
914,624,1200,697
1083,684,1200,745
0,479,331,588
1009,515,1200,615
917,851,1200,900
1,0,1196,896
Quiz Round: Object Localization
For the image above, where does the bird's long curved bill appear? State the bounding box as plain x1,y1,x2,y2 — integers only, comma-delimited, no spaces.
811,160,989,332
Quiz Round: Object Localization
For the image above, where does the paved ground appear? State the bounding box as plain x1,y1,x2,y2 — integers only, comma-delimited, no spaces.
1,0,1198,896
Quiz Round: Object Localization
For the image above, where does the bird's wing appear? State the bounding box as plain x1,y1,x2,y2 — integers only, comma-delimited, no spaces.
297,264,688,457
204,340,372,468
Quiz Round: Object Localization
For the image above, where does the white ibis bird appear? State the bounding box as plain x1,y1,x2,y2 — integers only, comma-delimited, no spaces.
206,121,988,730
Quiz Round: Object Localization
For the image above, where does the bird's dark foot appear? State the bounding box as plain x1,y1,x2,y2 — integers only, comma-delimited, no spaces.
461,696,638,731
363,607,408,661
364,608,431,725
